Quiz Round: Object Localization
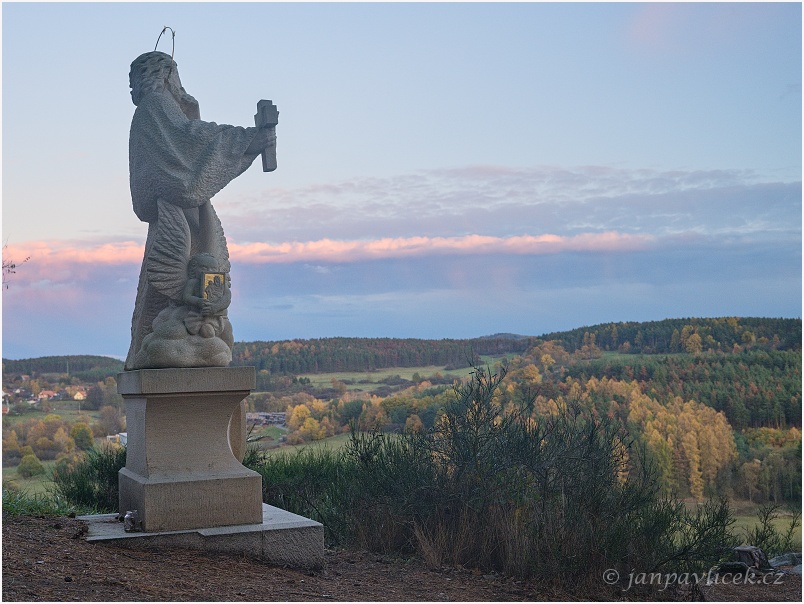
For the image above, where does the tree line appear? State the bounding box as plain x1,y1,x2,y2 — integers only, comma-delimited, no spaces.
5,318,798,380
2,356,123,383
230,336,537,374
232,317,799,375
539,317,800,355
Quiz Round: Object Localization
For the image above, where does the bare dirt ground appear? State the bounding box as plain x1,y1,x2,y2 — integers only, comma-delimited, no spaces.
2,515,801,602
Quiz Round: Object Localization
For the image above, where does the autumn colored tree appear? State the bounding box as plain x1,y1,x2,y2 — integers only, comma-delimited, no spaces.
405,414,424,433
93,405,125,437
70,422,94,450
359,398,389,431
2,429,22,463
287,403,312,431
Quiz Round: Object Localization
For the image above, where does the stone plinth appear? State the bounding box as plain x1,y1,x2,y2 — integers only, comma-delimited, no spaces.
78,504,324,570
118,367,261,532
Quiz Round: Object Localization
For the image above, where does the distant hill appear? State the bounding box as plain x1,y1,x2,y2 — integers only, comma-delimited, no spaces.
4,317,800,380
231,318,800,374
2,355,124,382
537,317,801,354
476,333,530,340
231,336,539,374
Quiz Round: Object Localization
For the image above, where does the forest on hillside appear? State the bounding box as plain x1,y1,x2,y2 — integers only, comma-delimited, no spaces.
3,317,800,505
2,356,123,383
4,317,798,379
228,317,800,375
565,349,801,429
230,335,537,374
239,318,801,505
540,316,801,354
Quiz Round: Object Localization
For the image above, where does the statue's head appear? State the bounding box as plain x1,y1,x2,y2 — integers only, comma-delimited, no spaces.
129,51,200,118
129,51,175,105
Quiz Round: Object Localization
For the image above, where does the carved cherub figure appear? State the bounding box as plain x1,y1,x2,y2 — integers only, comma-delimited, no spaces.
132,250,235,367
183,253,231,316
182,253,231,339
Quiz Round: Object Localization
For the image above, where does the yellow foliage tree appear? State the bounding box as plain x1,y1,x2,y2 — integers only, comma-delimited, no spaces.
287,404,312,431
299,417,325,441
52,426,75,455
680,430,704,500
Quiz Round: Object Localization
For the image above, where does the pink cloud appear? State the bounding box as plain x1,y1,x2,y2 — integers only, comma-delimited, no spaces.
3,240,143,284
4,240,143,265
229,232,654,264
3,232,654,284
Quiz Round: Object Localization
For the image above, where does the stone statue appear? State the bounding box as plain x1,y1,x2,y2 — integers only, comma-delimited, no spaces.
124,51,276,370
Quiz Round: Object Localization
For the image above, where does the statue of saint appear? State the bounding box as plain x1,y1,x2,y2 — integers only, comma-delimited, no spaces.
125,51,275,370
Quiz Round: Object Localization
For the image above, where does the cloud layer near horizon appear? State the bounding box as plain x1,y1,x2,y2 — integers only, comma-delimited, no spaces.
3,231,655,280
2,166,800,359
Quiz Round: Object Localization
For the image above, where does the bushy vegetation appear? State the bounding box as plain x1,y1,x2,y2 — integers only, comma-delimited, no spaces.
249,367,738,591
16,454,45,478
742,504,802,558
51,444,127,512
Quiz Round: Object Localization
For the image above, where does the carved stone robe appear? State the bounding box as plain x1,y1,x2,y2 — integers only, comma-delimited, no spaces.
126,88,260,370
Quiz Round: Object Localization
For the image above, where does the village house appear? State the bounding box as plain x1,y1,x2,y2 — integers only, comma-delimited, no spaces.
106,432,128,446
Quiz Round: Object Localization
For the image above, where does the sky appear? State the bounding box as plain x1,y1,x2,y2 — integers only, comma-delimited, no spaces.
1,1,801,360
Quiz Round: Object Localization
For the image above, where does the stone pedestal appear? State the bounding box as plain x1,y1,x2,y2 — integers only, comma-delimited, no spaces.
78,504,324,570
117,367,261,532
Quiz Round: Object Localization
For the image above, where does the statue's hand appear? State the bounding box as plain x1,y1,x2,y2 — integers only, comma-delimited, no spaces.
246,127,276,155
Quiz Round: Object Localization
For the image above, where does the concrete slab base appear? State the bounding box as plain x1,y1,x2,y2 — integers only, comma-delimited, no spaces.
78,504,324,570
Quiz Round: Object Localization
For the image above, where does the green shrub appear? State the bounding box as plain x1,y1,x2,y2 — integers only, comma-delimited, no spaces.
743,504,802,557
52,444,126,512
248,445,356,545
17,454,45,478
70,423,94,450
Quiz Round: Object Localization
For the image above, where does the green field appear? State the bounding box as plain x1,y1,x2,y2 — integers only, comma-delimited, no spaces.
297,355,513,393
262,432,354,457
2,402,103,428
247,424,287,447
731,508,802,550
2,460,58,496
